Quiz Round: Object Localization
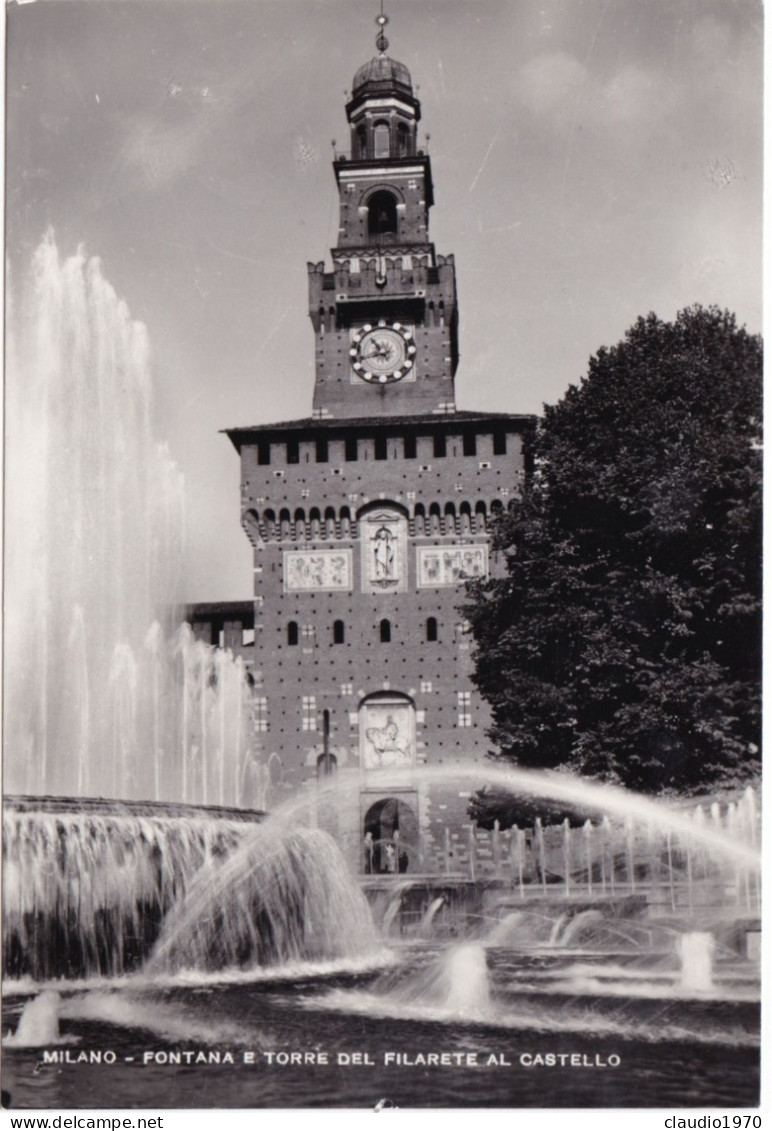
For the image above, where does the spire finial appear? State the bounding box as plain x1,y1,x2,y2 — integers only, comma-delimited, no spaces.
375,2,389,54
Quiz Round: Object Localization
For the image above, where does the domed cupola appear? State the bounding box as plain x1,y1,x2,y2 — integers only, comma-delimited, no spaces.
346,11,421,160
352,55,414,100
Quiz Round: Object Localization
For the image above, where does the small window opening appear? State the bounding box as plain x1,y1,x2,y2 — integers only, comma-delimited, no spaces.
433,434,446,458
404,434,417,459
379,618,392,643
316,438,328,463
463,433,477,457
373,120,390,160
287,621,299,646
333,620,345,645
287,439,299,464
397,122,410,157
375,434,388,460
345,436,358,461
368,190,398,237
426,617,438,642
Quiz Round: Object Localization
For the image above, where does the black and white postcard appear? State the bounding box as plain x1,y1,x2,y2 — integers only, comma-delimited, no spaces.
2,0,763,1114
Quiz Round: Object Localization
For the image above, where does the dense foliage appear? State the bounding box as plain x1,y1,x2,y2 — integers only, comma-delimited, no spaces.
466,307,762,793
467,786,584,830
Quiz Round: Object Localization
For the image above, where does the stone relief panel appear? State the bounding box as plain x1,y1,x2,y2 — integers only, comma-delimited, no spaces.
416,544,488,587
283,549,352,591
359,697,416,770
360,508,408,593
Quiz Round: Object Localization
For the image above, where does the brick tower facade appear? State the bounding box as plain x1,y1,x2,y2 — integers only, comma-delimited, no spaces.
223,26,534,876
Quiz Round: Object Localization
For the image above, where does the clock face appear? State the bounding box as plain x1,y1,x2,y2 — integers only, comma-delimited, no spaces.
350,321,416,383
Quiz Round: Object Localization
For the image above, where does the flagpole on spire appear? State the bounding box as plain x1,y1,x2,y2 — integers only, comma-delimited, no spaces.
375,3,389,54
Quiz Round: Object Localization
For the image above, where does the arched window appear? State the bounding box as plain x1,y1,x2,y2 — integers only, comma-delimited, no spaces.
397,122,410,157
356,124,367,159
426,617,438,642
379,618,391,643
368,190,398,238
243,509,260,542
333,620,345,645
373,120,390,159
287,621,299,646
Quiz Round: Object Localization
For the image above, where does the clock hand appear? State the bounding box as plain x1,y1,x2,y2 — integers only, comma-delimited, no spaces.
366,341,390,360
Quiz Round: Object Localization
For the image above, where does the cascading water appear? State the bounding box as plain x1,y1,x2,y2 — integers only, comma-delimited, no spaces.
3,807,252,980
4,234,257,807
3,807,379,982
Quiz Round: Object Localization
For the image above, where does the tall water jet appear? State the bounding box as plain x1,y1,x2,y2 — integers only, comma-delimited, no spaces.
440,944,491,1015
5,234,254,805
3,992,61,1048
418,897,445,935
677,932,715,993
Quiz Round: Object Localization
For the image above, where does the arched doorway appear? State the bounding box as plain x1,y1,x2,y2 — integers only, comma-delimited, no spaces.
363,796,418,874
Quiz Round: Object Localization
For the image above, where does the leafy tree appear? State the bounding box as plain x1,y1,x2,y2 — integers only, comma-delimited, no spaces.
466,307,761,793
467,786,585,830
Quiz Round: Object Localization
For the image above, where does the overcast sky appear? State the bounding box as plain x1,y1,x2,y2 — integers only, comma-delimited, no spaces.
6,0,762,601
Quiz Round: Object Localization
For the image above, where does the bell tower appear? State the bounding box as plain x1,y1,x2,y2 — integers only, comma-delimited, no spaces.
308,12,459,419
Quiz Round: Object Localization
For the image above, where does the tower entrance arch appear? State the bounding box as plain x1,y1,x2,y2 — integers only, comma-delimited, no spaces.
363,795,418,874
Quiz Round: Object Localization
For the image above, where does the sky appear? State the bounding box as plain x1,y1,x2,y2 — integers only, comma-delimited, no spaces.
5,0,763,602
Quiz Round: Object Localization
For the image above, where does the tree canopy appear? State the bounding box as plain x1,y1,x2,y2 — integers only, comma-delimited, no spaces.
466,307,762,794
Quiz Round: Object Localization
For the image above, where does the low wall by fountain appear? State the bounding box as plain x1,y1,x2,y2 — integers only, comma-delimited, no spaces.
5,794,265,822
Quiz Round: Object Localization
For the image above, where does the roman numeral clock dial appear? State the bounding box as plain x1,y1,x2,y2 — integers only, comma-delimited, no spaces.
350,321,416,383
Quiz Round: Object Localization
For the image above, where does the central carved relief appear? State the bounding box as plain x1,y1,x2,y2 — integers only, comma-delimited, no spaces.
360,507,407,592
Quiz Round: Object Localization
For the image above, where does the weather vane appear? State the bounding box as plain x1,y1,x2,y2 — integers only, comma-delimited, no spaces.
375,1,389,54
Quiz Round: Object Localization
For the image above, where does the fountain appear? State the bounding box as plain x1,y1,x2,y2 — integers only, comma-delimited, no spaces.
2,768,761,1108
4,234,256,808
440,944,491,1015
147,823,377,974
3,806,254,980
3,993,62,1048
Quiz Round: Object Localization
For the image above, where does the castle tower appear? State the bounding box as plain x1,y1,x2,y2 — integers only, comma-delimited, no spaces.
224,15,535,876
309,19,457,420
